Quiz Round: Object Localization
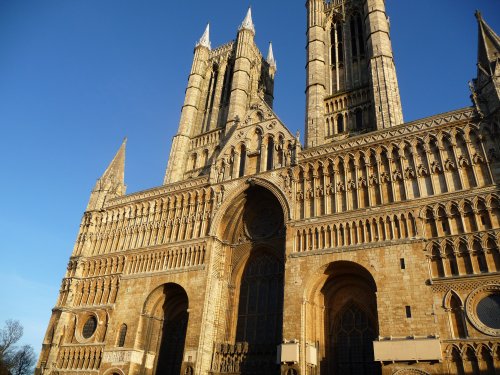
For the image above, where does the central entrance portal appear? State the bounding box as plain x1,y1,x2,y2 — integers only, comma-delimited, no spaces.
218,184,286,375
236,251,283,375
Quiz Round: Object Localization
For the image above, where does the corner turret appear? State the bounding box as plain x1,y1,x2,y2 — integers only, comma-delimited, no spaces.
164,24,211,184
226,8,256,127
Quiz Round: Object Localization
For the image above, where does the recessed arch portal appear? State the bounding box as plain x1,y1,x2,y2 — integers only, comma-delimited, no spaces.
307,261,381,375
217,184,286,375
141,283,189,375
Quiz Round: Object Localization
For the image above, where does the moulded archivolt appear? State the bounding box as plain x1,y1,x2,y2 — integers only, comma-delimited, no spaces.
392,368,430,375
465,283,500,336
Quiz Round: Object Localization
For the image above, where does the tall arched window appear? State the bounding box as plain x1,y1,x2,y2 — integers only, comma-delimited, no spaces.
267,137,274,170
357,14,365,56
332,304,378,374
449,295,466,339
330,26,337,66
236,252,283,374
350,17,357,58
239,145,247,177
191,153,197,170
337,23,344,64
337,114,344,133
117,324,127,347
202,64,219,132
221,61,234,106
355,109,363,130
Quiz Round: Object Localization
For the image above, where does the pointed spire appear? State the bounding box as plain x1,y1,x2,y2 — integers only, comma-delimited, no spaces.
196,23,211,49
267,42,277,69
100,137,126,184
476,11,500,69
239,7,255,33
86,138,127,211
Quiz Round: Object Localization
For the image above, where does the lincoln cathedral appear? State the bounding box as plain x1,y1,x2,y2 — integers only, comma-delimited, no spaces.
36,1,500,374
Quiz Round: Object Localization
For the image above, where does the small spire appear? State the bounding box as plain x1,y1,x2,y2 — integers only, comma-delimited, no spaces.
476,11,500,68
239,7,255,33
101,137,126,184
267,42,277,69
86,138,127,211
196,23,211,49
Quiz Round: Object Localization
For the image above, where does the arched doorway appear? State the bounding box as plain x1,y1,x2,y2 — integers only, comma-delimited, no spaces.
219,184,286,375
320,262,380,375
236,250,283,375
141,283,189,375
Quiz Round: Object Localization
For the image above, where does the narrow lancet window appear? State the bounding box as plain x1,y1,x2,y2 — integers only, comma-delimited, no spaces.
267,137,274,170
337,114,344,133
117,324,127,347
239,145,246,177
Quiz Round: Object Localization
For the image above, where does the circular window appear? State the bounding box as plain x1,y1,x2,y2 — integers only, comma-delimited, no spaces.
466,284,500,336
82,316,97,339
476,293,500,329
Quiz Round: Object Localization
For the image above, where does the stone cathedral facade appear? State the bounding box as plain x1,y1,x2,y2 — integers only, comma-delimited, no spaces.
36,1,500,375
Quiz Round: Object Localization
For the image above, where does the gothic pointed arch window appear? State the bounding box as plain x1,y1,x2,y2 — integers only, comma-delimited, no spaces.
236,252,283,343
349,12,365,59
330,20,344,65
331,303,378,375
350,17,358,58
337,114,344,133
357,13,365,56
330,25,337,66
236,251,284,374
448,294,466,339
355,108,363,130
267,137,274,170
239,144,247,177
337,23,344,64
320,262,380,375
201,64,219,133
117,324,127,347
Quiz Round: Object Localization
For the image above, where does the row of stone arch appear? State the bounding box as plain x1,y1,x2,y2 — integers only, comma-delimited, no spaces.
421,194,500,238
294,122,496,219
71,276,119,307
190,128,221,149
325,88,370,114
445,343,499,375
81,255,125,278
325,105,371,136
295,211,418,252
427,232,500,278
125,244,206,275
56,345,102,370
75,188,217,256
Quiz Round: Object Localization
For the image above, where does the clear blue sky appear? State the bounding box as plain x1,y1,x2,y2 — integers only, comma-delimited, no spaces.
0,0,498,355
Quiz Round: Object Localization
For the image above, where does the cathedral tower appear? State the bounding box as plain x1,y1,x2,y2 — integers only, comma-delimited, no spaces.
164,10,277,184
305,0,404,148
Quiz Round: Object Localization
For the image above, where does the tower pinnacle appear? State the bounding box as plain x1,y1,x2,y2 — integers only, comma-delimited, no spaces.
267,42,277,69
196,23,211,49
239,8,255,33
